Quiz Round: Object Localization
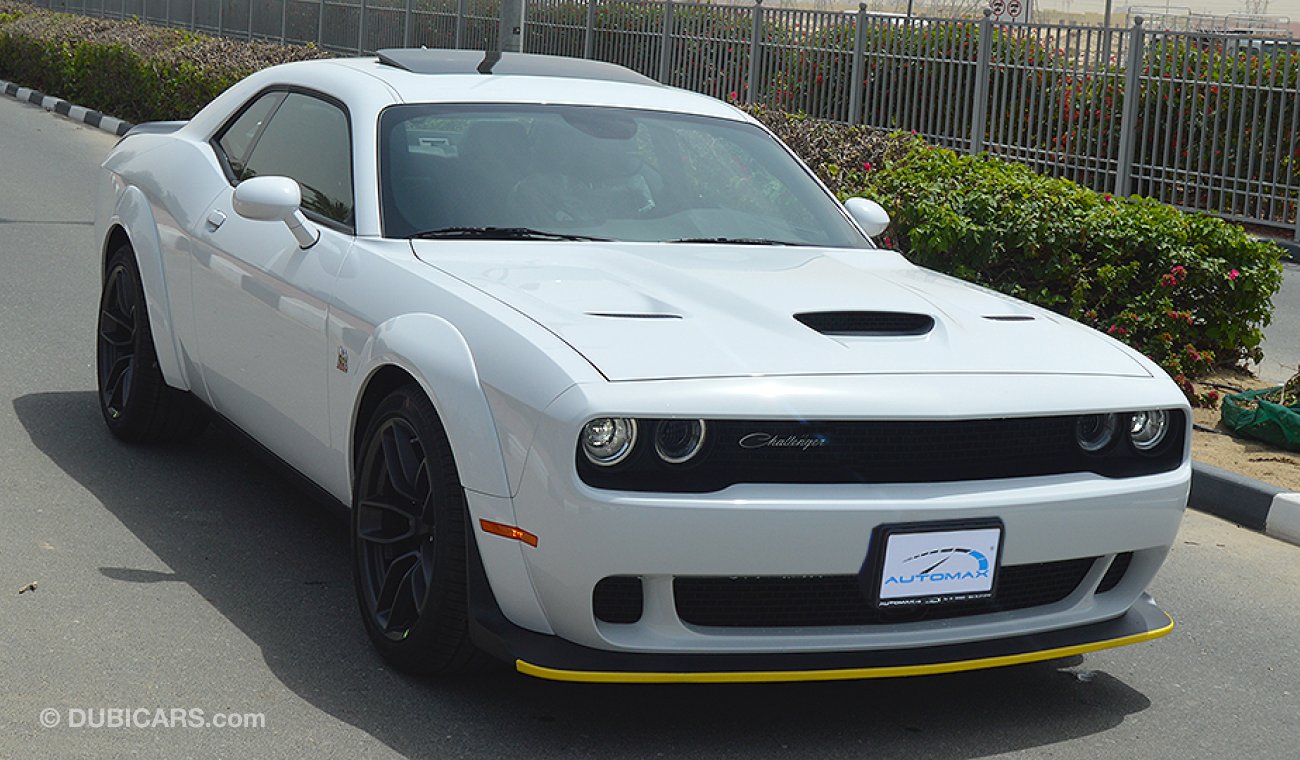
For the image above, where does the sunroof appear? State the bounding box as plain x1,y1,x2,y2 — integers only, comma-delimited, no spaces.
375,48,657,86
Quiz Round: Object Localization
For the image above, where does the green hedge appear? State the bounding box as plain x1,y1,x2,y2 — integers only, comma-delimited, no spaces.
0,3,1285,404
0,3,326,122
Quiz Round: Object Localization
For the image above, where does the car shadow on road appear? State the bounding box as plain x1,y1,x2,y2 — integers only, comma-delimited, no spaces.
16,390,1153,759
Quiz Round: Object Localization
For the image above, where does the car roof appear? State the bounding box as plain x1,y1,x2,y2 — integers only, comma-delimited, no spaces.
312,52,747,122
374,48,658,86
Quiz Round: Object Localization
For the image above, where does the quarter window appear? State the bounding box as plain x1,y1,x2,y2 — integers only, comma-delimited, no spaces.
217,92,284,178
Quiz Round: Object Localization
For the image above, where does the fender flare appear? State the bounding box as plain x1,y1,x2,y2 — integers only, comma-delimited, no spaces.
348,316,553,634
350,313,513,503
104,187,191,392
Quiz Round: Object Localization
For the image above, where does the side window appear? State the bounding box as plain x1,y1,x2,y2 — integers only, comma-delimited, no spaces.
216,92,284,179
241,93,355,228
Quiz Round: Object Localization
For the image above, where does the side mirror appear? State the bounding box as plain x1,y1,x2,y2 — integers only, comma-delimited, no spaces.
232,175,320,249
844,197,891,238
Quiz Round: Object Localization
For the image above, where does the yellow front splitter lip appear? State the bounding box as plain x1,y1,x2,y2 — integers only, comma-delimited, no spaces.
515,609,1173,684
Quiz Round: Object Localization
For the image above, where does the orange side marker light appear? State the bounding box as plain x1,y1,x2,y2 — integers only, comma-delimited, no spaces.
479,519,539,547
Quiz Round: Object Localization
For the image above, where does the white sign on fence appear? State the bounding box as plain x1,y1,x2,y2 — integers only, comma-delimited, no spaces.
989,0,1030,23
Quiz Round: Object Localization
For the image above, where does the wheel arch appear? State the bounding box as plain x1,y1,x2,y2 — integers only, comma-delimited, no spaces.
348,354,553,638
100,188,190,392
348,314,514,502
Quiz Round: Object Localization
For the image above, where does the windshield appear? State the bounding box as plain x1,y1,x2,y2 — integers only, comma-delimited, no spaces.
378,104,869,248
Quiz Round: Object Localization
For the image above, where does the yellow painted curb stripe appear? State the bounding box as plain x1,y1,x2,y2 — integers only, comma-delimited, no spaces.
516,614,1174,684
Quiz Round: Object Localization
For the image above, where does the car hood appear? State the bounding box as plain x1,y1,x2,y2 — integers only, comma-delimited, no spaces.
411,242,1150,382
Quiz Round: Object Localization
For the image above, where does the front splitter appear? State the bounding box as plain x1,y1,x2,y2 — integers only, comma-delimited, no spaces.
466,541,1173,684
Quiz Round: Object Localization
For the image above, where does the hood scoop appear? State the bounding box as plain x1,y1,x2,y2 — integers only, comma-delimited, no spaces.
795,311,935,337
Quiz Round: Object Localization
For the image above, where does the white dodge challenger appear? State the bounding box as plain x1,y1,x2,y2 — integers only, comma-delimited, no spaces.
94,49,1190,682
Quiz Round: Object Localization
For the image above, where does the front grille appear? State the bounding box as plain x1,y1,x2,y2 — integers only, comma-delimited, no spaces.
1096,552,1133,593
593,576,644,624
577,414,1186,493
673,557,1097,628
795,311,934,336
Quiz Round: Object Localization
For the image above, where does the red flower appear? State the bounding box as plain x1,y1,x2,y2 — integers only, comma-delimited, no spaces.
1228,269,1240,280
862,162,873,171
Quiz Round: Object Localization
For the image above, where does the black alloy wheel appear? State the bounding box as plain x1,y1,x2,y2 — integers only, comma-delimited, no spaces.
97,255,140,420
352,386,483,673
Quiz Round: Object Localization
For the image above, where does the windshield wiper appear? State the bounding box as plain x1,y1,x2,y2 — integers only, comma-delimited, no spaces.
410,226,611,242
669,237,802,246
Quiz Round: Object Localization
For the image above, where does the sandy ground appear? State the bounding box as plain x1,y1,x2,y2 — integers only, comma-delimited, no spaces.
1191,370,1300,491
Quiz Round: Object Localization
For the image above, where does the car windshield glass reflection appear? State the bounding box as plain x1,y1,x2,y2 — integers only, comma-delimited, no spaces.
379,104,868,248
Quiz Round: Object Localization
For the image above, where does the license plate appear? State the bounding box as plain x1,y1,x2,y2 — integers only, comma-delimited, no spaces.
866,520,1004,609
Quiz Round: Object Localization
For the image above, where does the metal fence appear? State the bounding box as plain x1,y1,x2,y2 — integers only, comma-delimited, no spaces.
31,0,1300,241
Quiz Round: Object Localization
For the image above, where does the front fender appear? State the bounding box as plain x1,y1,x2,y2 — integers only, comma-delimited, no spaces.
352,313,513,500
103,186,190,392
346,314,554,635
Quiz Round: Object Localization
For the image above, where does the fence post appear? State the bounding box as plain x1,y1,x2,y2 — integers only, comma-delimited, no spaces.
403,0,412,47
658,0,674,84
1114,16,1145,198
583,0,595,59
746,0,762,105
969,8,993,154
280,0,288,43
190,0,195,31
247,0,254,40
849,3,866,125
455,0,467,49
217,0,224,36
358,0,367,52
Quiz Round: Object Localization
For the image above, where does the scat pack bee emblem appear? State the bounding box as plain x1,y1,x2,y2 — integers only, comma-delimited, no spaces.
336,346,349,373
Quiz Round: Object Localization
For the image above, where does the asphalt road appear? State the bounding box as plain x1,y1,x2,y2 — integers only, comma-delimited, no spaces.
1,95,1299,759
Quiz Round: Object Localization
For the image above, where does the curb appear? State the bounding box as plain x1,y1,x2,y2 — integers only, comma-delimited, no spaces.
1190,462,1300,547
1,79,133,137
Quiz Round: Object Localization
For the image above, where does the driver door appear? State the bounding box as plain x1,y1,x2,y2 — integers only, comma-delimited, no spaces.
190,90,354,486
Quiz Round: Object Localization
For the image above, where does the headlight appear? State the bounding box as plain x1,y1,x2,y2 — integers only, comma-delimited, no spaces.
1129,410,1170,451
1076,413,1118,452
581,418,637,466
654,420,707,463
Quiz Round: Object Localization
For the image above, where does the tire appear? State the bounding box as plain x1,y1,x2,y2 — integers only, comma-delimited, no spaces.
351,385,484,674
96,244,209,443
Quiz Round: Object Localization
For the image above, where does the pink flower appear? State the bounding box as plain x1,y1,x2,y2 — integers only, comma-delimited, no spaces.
1171,265,1187,279
1102,193,1113,201
728,90,738,101
862,162,873,171
1228,269,1240,280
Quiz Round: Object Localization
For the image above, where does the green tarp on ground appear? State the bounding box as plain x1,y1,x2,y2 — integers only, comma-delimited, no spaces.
1221,387,1300,451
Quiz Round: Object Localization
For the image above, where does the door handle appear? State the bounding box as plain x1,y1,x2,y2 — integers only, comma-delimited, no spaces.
206,210,226,231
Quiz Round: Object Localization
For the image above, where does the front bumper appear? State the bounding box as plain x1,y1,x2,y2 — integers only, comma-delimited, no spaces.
466,535,1174,683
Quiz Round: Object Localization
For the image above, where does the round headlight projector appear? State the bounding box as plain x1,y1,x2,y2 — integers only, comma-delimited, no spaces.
581,418,637,466
1076,413,1118,452
654,419,707,464
1129,409,1170,451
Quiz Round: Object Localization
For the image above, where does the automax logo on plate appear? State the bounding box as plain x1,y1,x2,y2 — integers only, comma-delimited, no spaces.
877,527,1002,606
